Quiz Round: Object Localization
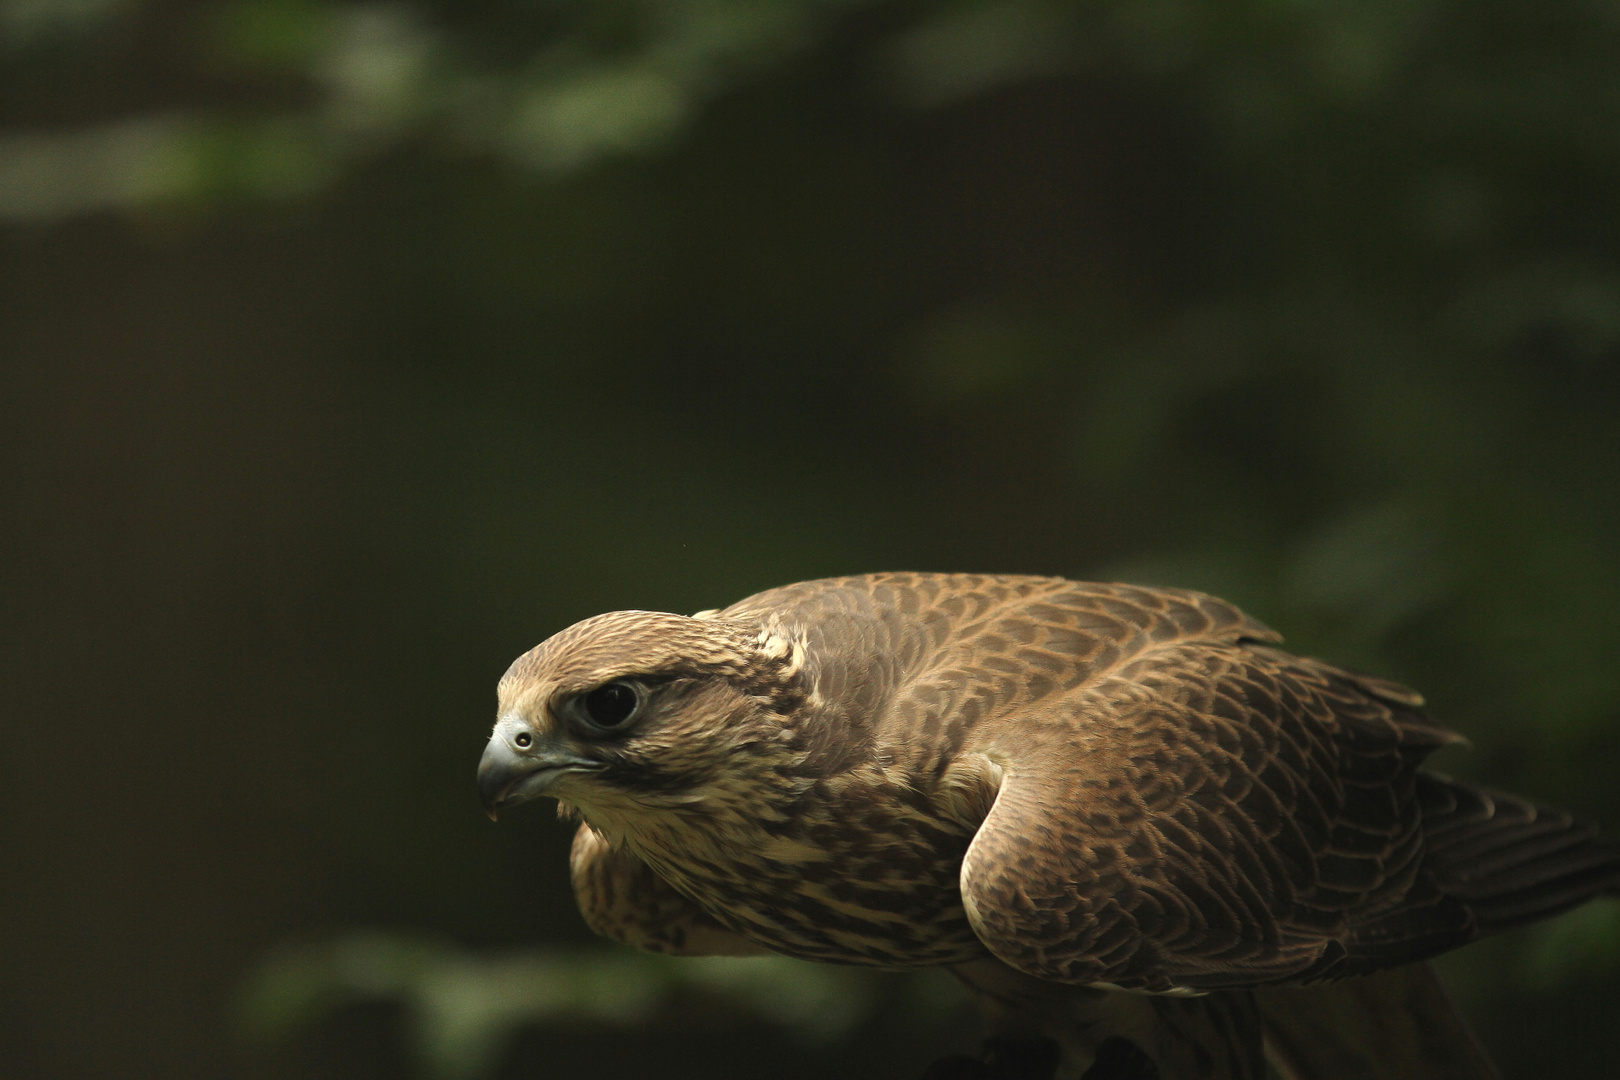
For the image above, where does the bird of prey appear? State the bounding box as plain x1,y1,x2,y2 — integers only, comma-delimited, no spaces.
477,574,1619,1074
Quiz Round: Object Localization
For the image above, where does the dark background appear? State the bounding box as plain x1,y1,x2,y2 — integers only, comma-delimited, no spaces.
4,2,1620,1078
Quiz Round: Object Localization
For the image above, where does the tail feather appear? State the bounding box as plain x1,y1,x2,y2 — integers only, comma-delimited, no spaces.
1417,774,1620,935
1465,882,1615,929
1439,835,1606,890
1451,844,1618,890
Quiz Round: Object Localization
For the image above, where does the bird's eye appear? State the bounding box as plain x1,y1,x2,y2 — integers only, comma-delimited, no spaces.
581,680,641,730
513,731,532,748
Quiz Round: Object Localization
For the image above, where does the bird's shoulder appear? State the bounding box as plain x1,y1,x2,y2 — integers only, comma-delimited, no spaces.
716,572,1279,652
710,573,1300,759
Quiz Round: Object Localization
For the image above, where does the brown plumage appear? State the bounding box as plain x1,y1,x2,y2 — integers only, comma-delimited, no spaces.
477,573,1620,997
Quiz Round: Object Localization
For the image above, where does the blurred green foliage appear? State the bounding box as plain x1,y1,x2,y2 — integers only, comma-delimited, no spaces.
240,935,955,1079
4,1,1620,1078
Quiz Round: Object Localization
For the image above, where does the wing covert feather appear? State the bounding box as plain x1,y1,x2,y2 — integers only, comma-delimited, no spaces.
960,637,1458,992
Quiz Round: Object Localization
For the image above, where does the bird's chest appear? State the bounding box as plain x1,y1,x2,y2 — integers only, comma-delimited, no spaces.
628,782,988,967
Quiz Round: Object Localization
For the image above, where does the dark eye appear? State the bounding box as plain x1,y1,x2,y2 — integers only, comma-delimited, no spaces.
582,680,641,730
513,731,532,748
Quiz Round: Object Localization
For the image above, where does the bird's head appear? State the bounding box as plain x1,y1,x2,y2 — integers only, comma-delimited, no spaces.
477,609,811,835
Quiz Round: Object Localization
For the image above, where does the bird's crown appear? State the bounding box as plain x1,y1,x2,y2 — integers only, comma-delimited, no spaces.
497,609,808,715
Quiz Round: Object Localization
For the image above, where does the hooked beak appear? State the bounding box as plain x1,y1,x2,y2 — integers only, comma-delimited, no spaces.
477,719,598,820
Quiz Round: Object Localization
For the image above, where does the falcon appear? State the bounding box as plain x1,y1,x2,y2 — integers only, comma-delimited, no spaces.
477,574,1618,1066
